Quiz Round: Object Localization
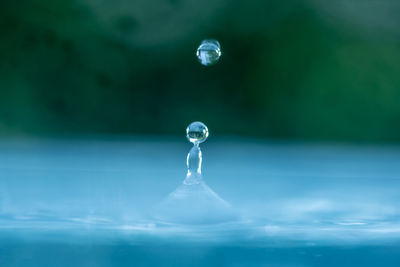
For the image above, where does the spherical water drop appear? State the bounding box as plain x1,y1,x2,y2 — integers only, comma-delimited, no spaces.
186,121,209,144
196,39,221,66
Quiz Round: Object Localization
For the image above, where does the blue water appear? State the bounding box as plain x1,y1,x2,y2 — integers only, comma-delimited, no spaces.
1,137,400,266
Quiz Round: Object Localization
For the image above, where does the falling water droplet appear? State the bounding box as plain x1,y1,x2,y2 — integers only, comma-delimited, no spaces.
196,39,221,66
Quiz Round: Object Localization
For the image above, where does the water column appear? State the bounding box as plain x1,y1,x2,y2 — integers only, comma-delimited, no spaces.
154,122,236,224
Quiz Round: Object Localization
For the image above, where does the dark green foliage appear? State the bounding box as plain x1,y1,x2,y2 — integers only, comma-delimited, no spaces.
0,0,399,141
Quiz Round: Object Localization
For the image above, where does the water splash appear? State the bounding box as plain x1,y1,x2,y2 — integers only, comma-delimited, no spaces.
153,122,236,224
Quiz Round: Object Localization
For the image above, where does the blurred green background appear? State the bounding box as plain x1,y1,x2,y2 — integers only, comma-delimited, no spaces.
1,0,400,142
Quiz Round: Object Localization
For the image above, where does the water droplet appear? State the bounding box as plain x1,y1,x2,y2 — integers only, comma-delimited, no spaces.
186,121,209,144
196,39,221,66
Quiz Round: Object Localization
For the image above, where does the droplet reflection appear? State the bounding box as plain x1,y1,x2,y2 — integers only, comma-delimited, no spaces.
196,39,221,66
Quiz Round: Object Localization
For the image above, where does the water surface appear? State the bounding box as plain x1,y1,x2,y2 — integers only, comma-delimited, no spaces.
0,138,399,266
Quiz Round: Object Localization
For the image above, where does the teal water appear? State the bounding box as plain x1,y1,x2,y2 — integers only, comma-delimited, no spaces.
0,138,400,266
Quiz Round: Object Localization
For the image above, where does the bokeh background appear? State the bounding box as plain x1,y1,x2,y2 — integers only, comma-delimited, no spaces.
1,0,400,142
